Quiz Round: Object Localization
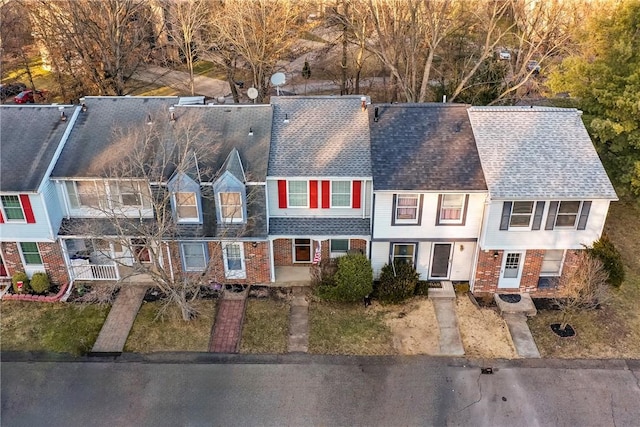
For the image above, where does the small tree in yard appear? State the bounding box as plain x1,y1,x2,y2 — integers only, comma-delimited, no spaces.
317,253,372,303
377,262,420,304
588,235,625,288
553,251,609,334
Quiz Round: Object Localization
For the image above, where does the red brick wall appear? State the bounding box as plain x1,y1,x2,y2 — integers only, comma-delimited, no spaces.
473,248,585,298
274,238,294,266
170,241,271,285
350,239,367,254
0,241,68,285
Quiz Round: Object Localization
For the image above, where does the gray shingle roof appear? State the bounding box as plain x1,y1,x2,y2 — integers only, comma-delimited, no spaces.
269,217,370,236
220,148,246,182
369,104,487,191
268,96,372,177
1,105,76,192
467,106,618,199
51,97,272,182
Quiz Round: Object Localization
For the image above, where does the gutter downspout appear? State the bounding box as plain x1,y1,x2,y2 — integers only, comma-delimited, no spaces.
470,193,491,293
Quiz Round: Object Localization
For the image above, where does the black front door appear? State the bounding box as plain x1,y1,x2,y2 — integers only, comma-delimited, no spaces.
431,243,452,278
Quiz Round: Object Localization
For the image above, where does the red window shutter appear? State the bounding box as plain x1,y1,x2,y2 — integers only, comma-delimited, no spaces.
277,180,287,208
352,181,362,209
309,180,318,209
321,181,330,208
0,210,4,223
19,194,36,223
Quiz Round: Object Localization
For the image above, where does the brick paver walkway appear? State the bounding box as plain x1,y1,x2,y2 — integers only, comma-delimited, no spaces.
209,293,247,353
91,286,147,353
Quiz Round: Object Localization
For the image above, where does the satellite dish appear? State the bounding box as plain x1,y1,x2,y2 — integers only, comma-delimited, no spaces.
270,72,286,96
247,87,259,100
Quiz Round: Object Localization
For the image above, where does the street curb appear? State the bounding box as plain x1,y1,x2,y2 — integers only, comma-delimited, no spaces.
2,351,639,371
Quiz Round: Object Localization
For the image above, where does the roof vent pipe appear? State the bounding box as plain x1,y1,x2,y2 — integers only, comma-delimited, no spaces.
374,107,379,122
283,113,289,124
169,106,176,122
442,95,447,103
361,96,367,111
59,106,67,121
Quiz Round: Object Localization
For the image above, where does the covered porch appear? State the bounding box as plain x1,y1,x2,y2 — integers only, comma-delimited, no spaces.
274,266,312,287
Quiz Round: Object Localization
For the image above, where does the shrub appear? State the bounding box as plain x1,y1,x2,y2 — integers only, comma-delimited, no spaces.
30,272,51,294
588,235,625,287
310,258,338,288
317,253,372,302
11,271,30,293
377,262,420,304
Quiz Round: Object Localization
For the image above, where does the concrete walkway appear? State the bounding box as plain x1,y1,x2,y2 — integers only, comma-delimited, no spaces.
288,287,309,353
209,289,248,353
503,313,541,358
91,286,147,354
133,66,230,99
430,282,465,356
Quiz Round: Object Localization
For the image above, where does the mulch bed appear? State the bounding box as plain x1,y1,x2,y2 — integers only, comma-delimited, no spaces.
550,323,576,338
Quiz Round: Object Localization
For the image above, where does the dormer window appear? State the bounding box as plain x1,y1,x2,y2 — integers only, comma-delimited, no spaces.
175,192,199,222
220,192,243,223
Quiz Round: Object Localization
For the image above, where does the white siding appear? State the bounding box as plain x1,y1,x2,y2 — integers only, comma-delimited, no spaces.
450,242,475,281
371,241,389,277
481,199,610,250
0,194,54,241
42,179,64,236
372,192,487,239
267,179,370,218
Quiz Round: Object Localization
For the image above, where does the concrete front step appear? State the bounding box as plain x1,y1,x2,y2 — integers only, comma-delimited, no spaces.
429,281,456,300
494,293,537,316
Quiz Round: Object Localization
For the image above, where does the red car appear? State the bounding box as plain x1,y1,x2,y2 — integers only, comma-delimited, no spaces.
14,89,45,104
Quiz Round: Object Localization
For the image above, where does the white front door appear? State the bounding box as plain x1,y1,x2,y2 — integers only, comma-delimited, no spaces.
498,251,524,289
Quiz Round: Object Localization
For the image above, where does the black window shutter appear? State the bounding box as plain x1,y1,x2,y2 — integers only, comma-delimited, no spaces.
532,201,545,230
577,201,592,230
500,202,512,230
545,201,559,230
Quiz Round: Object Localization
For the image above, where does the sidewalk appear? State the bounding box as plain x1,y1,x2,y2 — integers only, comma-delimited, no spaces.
91,286,147,354
133,66,230,99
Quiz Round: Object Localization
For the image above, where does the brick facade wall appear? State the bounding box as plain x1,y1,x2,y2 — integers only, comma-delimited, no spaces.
171,241,271,285
0,241,68,285
473,248,584,298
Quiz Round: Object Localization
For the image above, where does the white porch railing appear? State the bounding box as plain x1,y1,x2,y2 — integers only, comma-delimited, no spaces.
70,263,119,280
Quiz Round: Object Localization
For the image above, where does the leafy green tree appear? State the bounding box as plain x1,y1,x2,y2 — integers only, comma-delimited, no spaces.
548,1,640,199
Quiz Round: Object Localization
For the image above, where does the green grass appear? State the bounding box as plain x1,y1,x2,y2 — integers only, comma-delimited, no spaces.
240,299,289,354
0,301,110,355
308,301,394,355
528,201,640,358
127,79,181,96
190,60,227,80
124,299,216,353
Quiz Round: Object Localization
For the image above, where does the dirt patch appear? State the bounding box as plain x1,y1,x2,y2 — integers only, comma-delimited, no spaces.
378,298,440,355
456,295,517,359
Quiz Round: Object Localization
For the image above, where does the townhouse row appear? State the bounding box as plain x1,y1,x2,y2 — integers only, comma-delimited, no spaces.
0,96,617,297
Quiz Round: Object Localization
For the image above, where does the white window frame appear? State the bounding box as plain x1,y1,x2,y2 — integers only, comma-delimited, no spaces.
174,192,199,222
222,242,246,279
330,239,350,257
330,181,351,208
287,180,308,208
181,242,208,272
19,242,43,266
293,238,313,263
111,181,146,208
0,195,26,222
394,194,420,224
540,249,565,277
0,251,9,277
439,194,465,224
131,238,152,264
391,243,416,266
554,201,583,229
508,201,535,230
219,191,243,223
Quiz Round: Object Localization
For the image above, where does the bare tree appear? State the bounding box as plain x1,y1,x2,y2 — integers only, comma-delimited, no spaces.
553,251,609,333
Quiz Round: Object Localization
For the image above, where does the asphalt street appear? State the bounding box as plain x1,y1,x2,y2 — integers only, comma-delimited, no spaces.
2,355,639,427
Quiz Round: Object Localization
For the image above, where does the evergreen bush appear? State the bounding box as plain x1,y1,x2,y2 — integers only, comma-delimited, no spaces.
588,235,625,287
30,272,51,294
377,262,420,304
11,271,29,293
317,253,372,302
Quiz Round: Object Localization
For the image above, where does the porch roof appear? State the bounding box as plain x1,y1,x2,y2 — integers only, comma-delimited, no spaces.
269,217,371,236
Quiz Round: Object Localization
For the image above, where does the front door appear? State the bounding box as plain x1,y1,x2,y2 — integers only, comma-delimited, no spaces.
430,243,452,279
293,239,312,263
498,251,525,288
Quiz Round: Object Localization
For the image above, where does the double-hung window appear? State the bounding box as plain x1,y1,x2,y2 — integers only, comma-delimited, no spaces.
509,201,534,228
554,201,581,228
219,192,243,222
181,243,207,271
438,194,466,225
394,194,420,224
175,192,199,221
288,181,308,207
117,181,143,207
20,242,42,265
540,250,564,276
331,181,351,207
330,239,349,257
392,243,416,266
1,195,25,221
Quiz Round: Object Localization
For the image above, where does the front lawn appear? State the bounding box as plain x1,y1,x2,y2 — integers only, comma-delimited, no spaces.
240,299,289,354
124,299,216,353
0,301,110,355
308,301,394,355
528,201,640,358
